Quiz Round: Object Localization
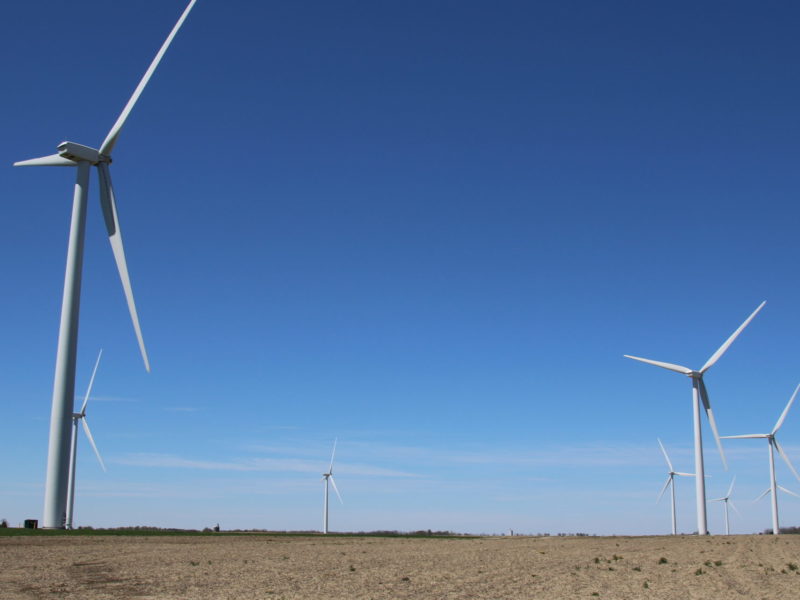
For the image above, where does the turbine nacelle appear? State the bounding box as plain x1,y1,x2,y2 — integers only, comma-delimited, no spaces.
57,141,106,165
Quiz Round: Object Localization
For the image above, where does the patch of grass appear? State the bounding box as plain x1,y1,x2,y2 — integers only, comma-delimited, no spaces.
612,554,622,561
189,561,199,566
632,566,641,572
695,568,704,576
349,565,356,572
714,560,722,567
658,557,668,565
594,557,600,564
788,563,798,571
401,576,410,582
591,593,599,597
643,581,649,589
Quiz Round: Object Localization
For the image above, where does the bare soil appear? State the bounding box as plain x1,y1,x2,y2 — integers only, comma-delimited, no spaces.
2,533,799,599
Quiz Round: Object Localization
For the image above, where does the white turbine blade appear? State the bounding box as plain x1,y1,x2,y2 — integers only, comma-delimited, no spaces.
725,476,736,499
97,164,150,372
773,439,800,482
699,379,727,470
773,383,800,434
657,438,674,472
14,154,78,167
675,472,695,477
329,474,343,504
81,418,106,472
624,355,692,375
80,349,103,414
99,0,198,156
778,485,800,498
709,496,724,502
753,488,771,503
328,437,338,473
729,500,742,518
721,434,769,439
700,301,766,373
656,476,671,503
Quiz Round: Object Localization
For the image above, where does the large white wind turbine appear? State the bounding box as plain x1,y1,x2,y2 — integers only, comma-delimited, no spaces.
625,301,765,535
722,383,800,535
15,0,198,528
322,438,343,534
656,438,695,535
709,477,740,535
65,350,106,530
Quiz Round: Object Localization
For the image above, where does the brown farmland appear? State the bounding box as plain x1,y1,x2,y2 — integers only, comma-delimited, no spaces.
2,533,799,599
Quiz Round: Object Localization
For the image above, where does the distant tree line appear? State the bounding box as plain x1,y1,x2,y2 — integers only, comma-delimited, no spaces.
764,526,800,535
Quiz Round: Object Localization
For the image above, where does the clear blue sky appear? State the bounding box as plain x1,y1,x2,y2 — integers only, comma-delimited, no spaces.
2,0,800,535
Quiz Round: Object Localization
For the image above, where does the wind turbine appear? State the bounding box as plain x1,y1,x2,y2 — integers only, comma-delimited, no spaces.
65,350,106,530
722,383,800,535
322,438,343,534
709,477,740,535
14,0,198,528
656,438,695,535
625,301,765,535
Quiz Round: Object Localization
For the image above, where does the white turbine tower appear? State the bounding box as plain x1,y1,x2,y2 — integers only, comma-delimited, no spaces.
656,438,695,535
322,438,343,534
14,0,198,528
709,477,740,535
625,301,765,535
722,383,800,535
65,350,106,530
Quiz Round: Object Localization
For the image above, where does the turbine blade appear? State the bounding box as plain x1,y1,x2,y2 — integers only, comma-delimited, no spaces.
14,154,78,167
721,434,769,439
699,379,727,470
81,418,106,472
657,477,671,503
328,437,338,473
329,474,343,504
657,438,674,472
80,349,103,414
773,383,800,434
774,438,800,482
726,476,736,499
623,355,692,375
97,164,150,372
99,0,198,156
778,485,800,498
753,488,771,503
675,472,695,477
729,500,742,518
700,301,766,373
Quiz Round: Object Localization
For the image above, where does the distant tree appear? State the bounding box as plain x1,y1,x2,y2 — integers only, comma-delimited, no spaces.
0,519,8,528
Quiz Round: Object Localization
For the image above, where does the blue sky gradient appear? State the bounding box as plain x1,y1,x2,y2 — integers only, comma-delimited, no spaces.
2,1,800,534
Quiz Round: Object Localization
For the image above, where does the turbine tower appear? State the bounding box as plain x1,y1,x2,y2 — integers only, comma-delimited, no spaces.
65,350,106,530
656,438,695,535
709,477,740,535
625,301,765,535
322,438,343,534
14,0,198,528
722,383,800,535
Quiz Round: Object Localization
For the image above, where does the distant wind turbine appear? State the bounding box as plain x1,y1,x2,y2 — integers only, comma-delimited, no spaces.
14,0,198,528
709,477,740,535
722,383,800,535
656,438,695,535
625,301,765,535
322,438,343,534
65,350,106,530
